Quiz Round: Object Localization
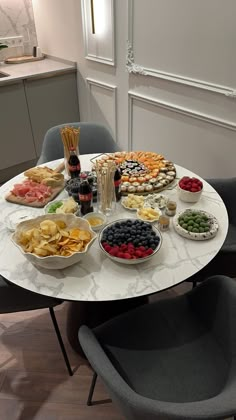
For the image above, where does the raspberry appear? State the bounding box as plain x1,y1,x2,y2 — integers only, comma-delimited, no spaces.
109,248,119,257
138,246,146,252
104,245,111,252
117,252,125,258
123,253,132,259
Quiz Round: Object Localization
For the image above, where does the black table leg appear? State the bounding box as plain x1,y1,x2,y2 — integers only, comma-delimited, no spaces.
66,296,148,356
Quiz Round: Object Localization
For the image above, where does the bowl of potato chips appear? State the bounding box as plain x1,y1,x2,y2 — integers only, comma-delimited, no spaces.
11,213,97,269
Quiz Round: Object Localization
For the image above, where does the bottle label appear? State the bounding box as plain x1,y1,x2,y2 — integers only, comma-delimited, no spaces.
114,179,121,187
79,193,92,201
68,163,81,172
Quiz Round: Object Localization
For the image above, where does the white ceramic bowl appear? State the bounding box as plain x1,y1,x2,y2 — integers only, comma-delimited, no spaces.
173,209,219,241
177,184,203,203
11,213,96,270
83,212,107,231
98,219,162,265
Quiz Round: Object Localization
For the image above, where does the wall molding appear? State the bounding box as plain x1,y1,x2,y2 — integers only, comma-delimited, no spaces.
86,78,117,140
81,0,115,66
128,91,236,150
127,0,236,98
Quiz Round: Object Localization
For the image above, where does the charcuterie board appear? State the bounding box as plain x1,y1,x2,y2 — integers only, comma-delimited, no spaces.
5,163,65,208
5,184,64,208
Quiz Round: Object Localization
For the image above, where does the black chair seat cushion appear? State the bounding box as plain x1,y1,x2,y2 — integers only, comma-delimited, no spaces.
95,294,229,403
0,276,61,313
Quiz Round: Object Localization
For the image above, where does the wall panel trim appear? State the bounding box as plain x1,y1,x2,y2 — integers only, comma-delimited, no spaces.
87,78,117,140
128,91,236,150
127,0,236,98
81,0,115,66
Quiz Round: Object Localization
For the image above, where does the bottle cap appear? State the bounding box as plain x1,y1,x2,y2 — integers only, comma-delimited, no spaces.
80,172,88,180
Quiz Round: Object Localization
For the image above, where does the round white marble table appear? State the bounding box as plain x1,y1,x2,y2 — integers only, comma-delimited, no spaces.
0,154,228,302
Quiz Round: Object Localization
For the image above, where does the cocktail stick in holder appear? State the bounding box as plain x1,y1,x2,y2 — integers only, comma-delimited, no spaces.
95,160,116,215
60,126,80,176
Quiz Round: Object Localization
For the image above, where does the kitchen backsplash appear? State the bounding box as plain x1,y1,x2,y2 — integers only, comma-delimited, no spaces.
0,0,37,59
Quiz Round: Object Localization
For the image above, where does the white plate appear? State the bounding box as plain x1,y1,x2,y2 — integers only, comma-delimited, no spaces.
121,198,144,211
136,207,162,223
173,209,219,241
44,198,78,214
4,209,41,232
144,194,168,209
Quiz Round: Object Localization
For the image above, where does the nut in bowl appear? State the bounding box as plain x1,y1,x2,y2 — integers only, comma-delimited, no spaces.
11,213,97,270
83,212,107,231
137,207,162,223
177,176,203,203
99,219,162,265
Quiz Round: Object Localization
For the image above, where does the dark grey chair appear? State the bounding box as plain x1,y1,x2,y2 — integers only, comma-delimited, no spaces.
79,275,236,420
0,276,73,376
187,178,236,287
37,122,118,164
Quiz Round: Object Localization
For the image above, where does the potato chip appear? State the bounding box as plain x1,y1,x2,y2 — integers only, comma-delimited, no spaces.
77,230,91,241
55,220,66,229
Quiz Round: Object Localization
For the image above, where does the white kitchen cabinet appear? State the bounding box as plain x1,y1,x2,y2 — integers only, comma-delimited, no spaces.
25,72,80,157
0,81,37,171
0,69,79,183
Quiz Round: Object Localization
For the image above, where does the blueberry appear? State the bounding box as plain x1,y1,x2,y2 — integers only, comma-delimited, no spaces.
108,235,113,241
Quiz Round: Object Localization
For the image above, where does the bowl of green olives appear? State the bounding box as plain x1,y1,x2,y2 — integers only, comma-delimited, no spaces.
173,209,219,241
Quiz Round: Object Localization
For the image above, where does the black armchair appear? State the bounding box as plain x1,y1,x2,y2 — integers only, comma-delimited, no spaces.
79,275,236,420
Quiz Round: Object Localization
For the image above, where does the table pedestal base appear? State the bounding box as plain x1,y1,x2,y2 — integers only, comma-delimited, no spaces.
66,296,148,356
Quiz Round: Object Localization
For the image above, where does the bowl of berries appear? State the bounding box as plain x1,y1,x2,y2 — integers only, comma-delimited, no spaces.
99,219,162,265
177,176,203,203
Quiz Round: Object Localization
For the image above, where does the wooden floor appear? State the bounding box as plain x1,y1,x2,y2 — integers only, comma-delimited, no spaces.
0,283,233,420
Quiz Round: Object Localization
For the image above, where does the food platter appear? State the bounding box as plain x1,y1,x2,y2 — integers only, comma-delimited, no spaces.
93,151,176,195
173,209,219,241
5,165,65,208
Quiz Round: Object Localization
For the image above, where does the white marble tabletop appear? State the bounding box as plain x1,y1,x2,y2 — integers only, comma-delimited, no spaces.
0,155,228,302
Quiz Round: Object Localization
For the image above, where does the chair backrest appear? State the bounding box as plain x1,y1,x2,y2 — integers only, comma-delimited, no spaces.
37,122,118,165
207,178,236,225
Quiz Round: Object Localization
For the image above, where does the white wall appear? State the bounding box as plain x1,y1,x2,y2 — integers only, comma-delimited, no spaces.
32,0,236,178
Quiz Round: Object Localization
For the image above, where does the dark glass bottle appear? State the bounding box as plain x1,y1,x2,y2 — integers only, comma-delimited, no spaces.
114,168,122,201
68,147,81,178
79,176,94,215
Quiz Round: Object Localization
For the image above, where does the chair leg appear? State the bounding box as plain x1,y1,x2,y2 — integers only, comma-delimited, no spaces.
87,371,98,406
49,307,73,376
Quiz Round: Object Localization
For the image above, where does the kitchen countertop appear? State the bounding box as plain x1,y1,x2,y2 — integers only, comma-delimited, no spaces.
0,55,76,85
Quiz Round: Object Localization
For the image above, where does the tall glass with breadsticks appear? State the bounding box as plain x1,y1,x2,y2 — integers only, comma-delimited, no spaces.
60,126,80,177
